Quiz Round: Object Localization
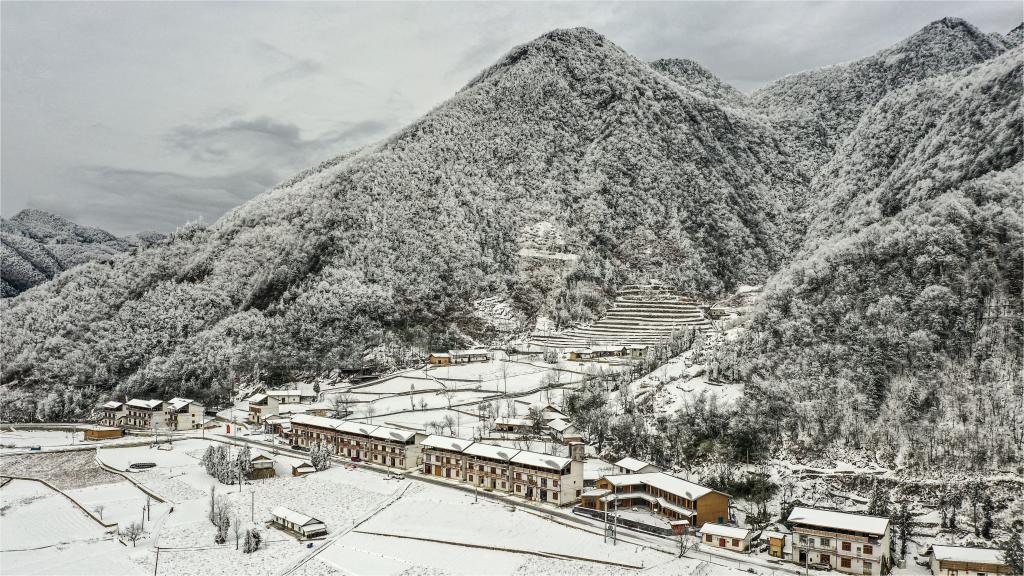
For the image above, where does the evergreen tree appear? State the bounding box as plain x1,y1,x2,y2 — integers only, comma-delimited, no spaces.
981,494,994,539
999,525,1024,576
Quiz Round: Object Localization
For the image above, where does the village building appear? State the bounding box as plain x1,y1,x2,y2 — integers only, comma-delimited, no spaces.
568,346,627,361
248,453,276,480
247,393,279,424
292,462,316,477
764,525,792,560
494,417,535,434
546,418,580,442
420,436,586,506
427,352,451,365
270,507,327,538
421,435,474,480
788,506,892,576
82,425,124,441
699,522,752,552
463,442,517,492
99,401,126,427
930,545,1010,576
123,399,169,429
289,414,424,469
449,348,490,364
628,345,651,358
166,397,204,430
580,472,729,528
267,389,317,404
613,457,661,474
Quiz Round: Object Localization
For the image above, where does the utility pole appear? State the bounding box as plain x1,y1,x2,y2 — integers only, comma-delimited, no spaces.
141,505,146,530
153,547,160,576
251,490,254,523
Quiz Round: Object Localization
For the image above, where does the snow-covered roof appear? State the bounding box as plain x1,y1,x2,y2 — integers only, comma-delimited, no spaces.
341,421,378,437
511,450,571,471
590,345,626,352
495,417,534,427
166,397,194,411
291,414,343,429
463,442,518,461
787,507,889,536
547,419,573,432
267,389,314,397
581,488,612,498
614,457,656,472
603,472,717,500
699,523,751,539
428,352,451,358
270,506,322,527
126,399,162,410
101,401,123,409
421,435,474,452
932,545,1006,565
247,393,267,404
368,426,417,442
278,404,310,414
449,348,489,356
293,462,315,471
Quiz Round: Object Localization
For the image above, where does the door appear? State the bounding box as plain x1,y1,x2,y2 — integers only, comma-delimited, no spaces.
719,538,726,547
799,551,806,564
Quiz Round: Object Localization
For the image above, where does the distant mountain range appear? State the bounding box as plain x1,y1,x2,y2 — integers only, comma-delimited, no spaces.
1,15,1020,470
1,209,165,297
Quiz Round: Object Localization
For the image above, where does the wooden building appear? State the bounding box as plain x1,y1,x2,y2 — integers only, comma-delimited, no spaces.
764,525,792,560
248,453,277,480
270,506,327,538
699,522,752,552
580,472,729,528
292,462,316,477
931,545,1010,576
788,506,891,576
494,417,535,434
83,425,124,441
427,352,451,365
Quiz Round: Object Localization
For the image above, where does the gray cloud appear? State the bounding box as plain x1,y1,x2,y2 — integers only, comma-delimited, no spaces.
2,1,1019,234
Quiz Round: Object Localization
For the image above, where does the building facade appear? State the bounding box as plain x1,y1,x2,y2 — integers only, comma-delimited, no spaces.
167,398,204,430
580,472,729,528
289,415,424,469
788,506,892,576
930,545,1010,576
699,523,752,552
123,399,169,429
99,401,126,427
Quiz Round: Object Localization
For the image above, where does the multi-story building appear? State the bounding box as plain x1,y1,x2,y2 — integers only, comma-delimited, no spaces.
123,399,169,429
166,398,204,430
580,472,729,528
99,401,126,427
289,415,424,469
930,545,1010,576
421,435,474,480
788,506,891,576
247,393,280,423
419,435,586,506
613,456,660,475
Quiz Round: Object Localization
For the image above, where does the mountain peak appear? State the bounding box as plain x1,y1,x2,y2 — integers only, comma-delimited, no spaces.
650,58,748,105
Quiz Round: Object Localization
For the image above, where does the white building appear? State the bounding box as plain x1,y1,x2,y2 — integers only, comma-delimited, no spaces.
699,523,752,552
270,507,327,538
931,545,1010,576
613,456,661,474
788,506,891,576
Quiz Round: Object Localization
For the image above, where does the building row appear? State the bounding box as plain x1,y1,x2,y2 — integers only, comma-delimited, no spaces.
567,345,650,361
426,348,491,365
99,397,205,430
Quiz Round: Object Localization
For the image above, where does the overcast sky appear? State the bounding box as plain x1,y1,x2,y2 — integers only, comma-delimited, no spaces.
2,2,1020,235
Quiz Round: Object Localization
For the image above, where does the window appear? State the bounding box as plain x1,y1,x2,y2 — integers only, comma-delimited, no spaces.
820,538,830,547
863,545,873,555
842,542,851,551
515,485,521,492
732,539,739,547
800,535,808,544
553,480,559,488
841,558,851,568
468,474,474,481
552,492,558,501
705,534,712,543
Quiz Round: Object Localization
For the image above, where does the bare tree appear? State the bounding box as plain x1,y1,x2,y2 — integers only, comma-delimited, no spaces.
678,531,699,558
93,505,105,521
121,522,144,547
443,414,457,436
233,515,242,550
333,393,354,418
441,387,456,410
365,403,376,423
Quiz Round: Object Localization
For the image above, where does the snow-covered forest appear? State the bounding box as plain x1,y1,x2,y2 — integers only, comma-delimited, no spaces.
1,18,1021,477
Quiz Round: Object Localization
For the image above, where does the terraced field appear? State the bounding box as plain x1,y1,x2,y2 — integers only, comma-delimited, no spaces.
531,284,714,348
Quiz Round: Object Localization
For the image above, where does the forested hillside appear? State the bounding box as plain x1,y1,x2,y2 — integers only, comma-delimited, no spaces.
0,28,810,419
1,209,164,297
721,47,1023,470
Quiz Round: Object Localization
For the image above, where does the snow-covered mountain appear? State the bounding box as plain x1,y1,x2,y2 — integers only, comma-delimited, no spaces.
0,16,1020,458
1,209,165,297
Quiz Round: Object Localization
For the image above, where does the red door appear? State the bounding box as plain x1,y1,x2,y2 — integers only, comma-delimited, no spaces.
719,538,726,547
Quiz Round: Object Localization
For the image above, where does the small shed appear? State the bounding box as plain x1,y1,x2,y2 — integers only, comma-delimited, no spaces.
248,453,276,480
270,506,327,538
427,353,451,365
699,522,752,552
83,425,124,441
292,462,316,477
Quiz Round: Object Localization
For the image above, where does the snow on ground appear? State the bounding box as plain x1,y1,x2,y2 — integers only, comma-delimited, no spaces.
0,428,154,454
2,450,124,490
66,480,170,526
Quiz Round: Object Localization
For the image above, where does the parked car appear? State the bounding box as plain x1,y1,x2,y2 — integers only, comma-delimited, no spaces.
28,445,41,451
350,455,362,462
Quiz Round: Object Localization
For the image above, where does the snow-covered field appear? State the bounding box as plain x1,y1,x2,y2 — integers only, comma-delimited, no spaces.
0,479,146,575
